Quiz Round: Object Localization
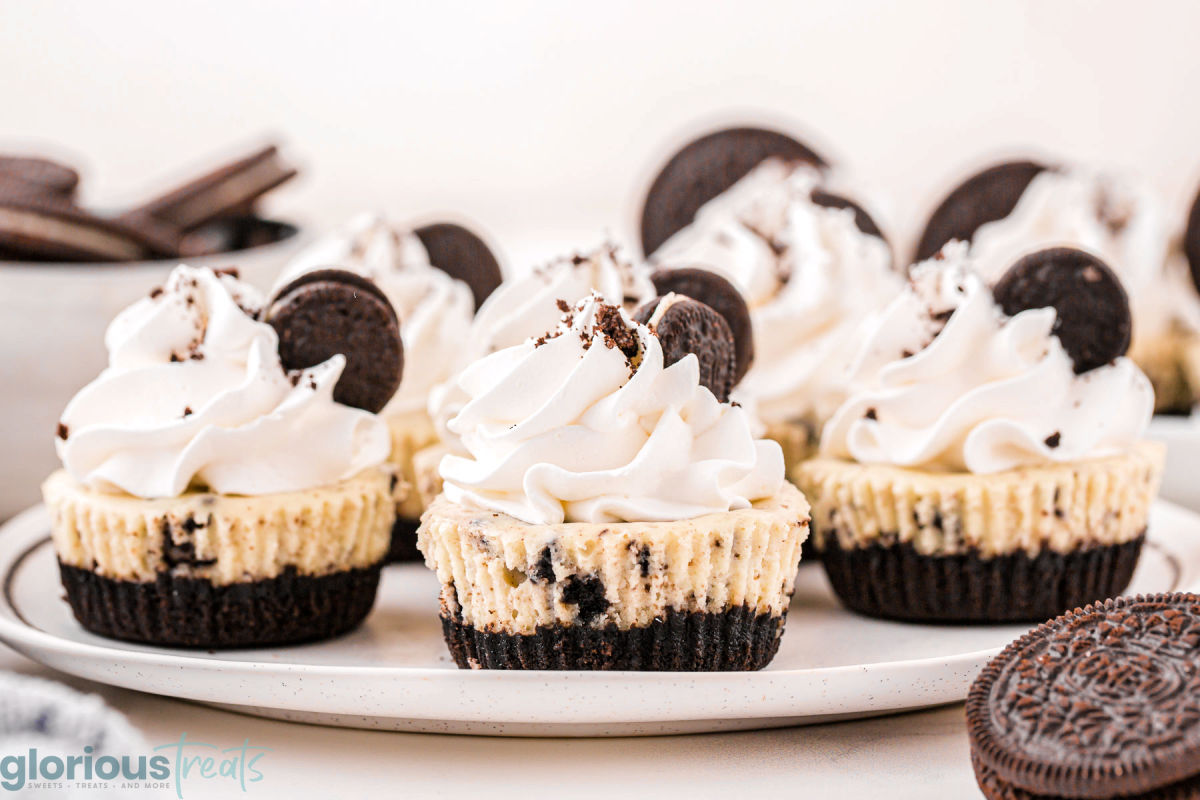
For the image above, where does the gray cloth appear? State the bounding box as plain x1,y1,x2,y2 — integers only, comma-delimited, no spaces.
0,672,147,798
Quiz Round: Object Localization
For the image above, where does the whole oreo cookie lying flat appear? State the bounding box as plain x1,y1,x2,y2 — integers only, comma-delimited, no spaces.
967,593,1200,800
634,294,737,402
0,156,80,200
413,222,504,310
640,126,827,258
915,160,1049,264
648,268,754,384
265,269,403,413
993,247,1131,374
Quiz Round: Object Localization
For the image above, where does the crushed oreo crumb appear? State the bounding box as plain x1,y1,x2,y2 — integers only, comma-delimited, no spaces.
56,422,68,440
1044,432,1062,448
864,408,878,421
182,406,193,417
149,287,164,299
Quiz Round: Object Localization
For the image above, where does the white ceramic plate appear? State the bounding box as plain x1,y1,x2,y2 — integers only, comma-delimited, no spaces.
2,503,1198,738
1148,416,1200,511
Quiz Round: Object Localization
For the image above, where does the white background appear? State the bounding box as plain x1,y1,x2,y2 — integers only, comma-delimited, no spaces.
4,0,1200,264
3,3,1199,798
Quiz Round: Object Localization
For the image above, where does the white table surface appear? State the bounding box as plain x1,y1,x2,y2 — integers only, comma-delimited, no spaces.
0,644,984,799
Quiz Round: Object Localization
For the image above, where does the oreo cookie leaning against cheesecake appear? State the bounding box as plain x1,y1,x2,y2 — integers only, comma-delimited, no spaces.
418,291,809,670
795,243,1163,623
277,214,502,563
42,265,402,647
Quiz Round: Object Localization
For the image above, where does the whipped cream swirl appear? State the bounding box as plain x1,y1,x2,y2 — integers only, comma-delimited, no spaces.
968,167,1200,336
57,265,390,498
282,213,477,416
652,159,898,424
439,294,784,525
820,245,1153,473
429,244,654,448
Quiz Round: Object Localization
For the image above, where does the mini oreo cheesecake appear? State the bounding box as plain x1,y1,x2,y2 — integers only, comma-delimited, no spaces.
796,244,1163,623
916,159,1200,415
419,292,808,670
417,244,655,506
641,128,899,473
280,214,502,562
44,265,401,647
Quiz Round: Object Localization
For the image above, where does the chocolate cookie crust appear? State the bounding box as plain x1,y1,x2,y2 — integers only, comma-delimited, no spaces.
387,516,423,563
59,562,382,648
819,536,1144,623
640,126,826,258
968,593,1200,799
441,604,785,670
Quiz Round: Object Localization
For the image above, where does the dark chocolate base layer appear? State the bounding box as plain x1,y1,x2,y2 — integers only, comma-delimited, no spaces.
441,605,785,670
386,516,423,563
820,535,1145,624
59,561,382,648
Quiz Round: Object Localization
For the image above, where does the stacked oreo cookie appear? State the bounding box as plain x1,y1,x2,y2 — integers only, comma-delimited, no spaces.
0,144,297,263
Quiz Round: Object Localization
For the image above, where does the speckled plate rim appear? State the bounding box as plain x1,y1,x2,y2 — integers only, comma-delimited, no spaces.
0,502,1196,734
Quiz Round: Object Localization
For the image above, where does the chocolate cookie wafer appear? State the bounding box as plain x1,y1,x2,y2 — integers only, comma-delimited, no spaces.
125,144,298,231
915,160,1049,263
993,247,1131,374
647,267,754,383
0,156,79,200
0,191,177,263
641,126,827,258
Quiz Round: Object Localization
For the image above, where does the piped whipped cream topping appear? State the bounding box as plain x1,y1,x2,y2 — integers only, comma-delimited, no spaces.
56,265,390,498
652,159,899,424
820,245,1153,474
439,293,784,525
428,244,654,449
968,167,1200,336
281,213,476,416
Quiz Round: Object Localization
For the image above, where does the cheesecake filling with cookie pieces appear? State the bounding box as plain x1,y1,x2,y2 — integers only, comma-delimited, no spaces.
651,159,899,432
421,293,806,669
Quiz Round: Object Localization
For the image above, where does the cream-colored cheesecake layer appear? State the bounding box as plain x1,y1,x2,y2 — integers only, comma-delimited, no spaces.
418,483,810,635
43,468,395,584
793,442,1163,558
1130,327,1199,413
412,442,449,509
386,410,438,520
764,418,820,475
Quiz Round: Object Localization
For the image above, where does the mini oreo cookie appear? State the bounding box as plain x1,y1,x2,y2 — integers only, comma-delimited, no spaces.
648,268,754,383
810,188,885,241
635,295,737,402
0,156,79,200
266,269,403,413
967,593,1200,800
915,160,1049,263
413,222,503,310
993,247,1131,374
640,126,826,258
